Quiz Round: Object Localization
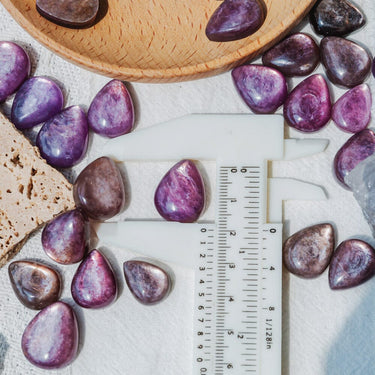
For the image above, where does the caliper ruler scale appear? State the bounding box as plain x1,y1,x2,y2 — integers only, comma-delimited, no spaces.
96,114,327,375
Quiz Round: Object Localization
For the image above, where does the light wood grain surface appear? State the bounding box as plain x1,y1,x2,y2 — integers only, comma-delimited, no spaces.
0,0,317,82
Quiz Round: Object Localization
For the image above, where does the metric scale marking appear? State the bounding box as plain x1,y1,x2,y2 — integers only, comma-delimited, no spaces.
96,114,327,375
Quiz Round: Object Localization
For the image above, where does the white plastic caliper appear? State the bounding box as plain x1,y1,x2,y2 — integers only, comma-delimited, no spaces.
97,114,327,375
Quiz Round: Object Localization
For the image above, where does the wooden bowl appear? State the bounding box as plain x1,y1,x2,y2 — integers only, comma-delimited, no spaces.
1,0,317,82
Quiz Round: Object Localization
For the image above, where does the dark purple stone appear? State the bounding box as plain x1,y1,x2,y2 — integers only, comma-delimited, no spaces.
88,80,134,138
329,239,375,289
333,129,375,188
21,302,79,369
73,157,125,221
0,41,30,102
36,0,99,28
154,159,205,223
332,84,371,133
205,0,266,42
283,224,334,278
71,249,117,308
231,65,287,114
321,36,371,88
36,105,88,168
283,74,331,132
11,77,63,130
262,33,320,77
42,209,87,265
8,261,61,310
123,260,171,305
310,0,365,37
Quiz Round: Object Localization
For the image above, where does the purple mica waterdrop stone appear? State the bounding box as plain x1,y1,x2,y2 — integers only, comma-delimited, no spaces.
232,65,287,114
283,223,335,278
321,37,371,88
154,159,205,223
329,239,375,289
332,84,371,133
262,33,320,77
310,0,365,37
0,41,30,102
333,129,375,188
36,105,88,168
8,261,61,310
11,76,63,130
73,156,125,221
88,80,134,138
21,301,79,369
123,260,171,305
283,74,331,132
42,209,87,265
205,0,266,42
71,249,117,308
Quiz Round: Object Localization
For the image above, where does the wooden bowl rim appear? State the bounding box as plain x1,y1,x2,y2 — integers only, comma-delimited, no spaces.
1,0,317,81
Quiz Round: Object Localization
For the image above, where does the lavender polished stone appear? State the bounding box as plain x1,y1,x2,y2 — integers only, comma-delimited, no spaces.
283,224,334,278
329,239,375,289
154,159,205,223
88,80,134,138
310,0,365,37
332,84,371,133
262,33,320,77
0,41,30,102
36,105,88,168
321,37,371,88
42,209,87,265
123,260,171,305
36,0,99,28
205,0,266,42
73,157,125,221
71,249,117,308
8,261,61,310
283,74,331,132
333,129,375,188
11,77,63,130
232,65,287,114
22,302,79,369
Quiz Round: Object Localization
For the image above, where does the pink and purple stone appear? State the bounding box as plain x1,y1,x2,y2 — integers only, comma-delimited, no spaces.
154,159,205,223
71,249,117,308
329,239,375,289
123,260,171,305
42,209,87,265
21,301,79,369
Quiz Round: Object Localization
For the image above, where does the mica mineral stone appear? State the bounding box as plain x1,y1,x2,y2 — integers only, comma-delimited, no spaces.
262,33,320,77
283,223,335,278
8,261,61,310
329,239,375,289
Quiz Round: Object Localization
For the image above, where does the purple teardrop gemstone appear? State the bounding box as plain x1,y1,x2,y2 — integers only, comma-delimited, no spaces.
36,105,88,168
71,249,117,308
8,261,61,310
0,41,30,102
283,223,335,278
154,159,205,223
21,302,79,369
283,74,331,132
42,209,87,265
11,76,63,129
333,129,375,188
123,260,171,305
232,65,287,114
88,79,134,138
205,0,266,42
332,84,371,133
329,239,375,289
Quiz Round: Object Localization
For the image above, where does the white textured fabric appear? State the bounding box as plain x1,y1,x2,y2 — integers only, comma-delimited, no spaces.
0,1,374,374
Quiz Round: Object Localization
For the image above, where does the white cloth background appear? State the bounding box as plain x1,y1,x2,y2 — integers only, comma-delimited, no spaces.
0,1,374,374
